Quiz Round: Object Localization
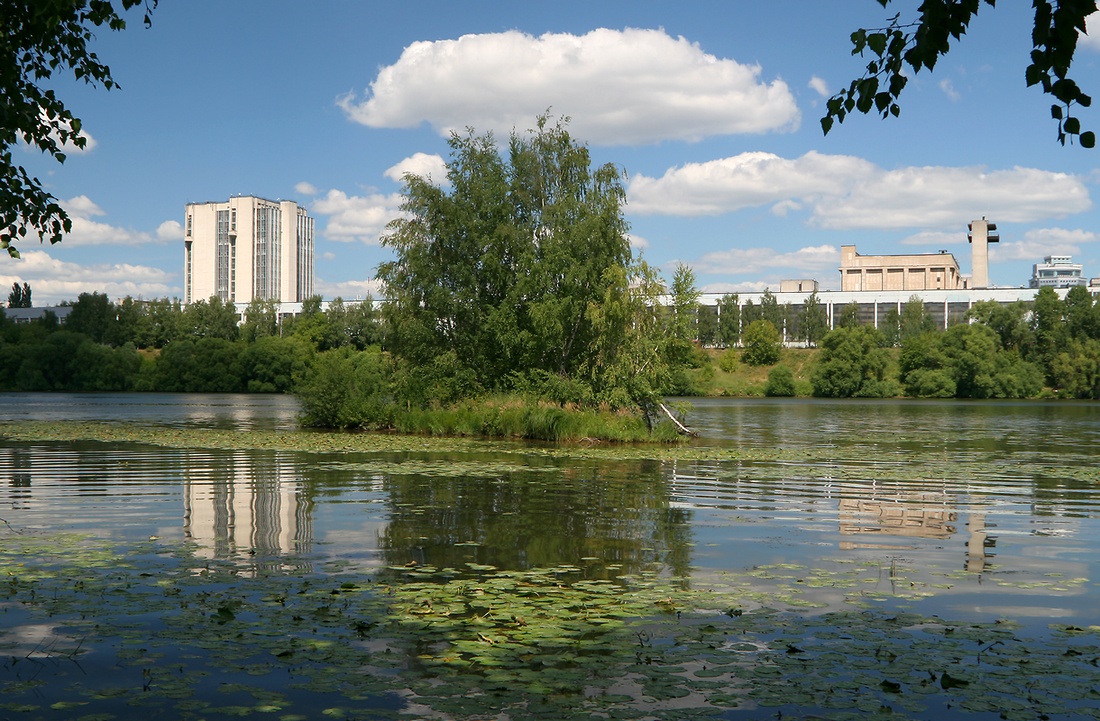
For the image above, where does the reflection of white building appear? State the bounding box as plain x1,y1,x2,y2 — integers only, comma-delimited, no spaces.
183,451,311,560
1030,255,1087,289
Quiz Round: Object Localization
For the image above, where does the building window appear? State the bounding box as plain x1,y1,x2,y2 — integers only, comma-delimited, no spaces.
216,209,231,301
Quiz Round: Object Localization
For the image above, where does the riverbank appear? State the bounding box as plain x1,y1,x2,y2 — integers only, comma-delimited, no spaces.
685,347,826,397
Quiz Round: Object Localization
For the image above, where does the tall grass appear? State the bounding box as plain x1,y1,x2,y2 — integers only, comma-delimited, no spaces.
385,396,682,443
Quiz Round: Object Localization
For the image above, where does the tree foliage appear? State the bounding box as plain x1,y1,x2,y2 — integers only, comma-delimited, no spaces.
7,281,31,307
741,319,781,366
717,293,741,347
378,115,664,412
1,0,157,257
764,364,797,397
800,291,828,346
824,0,1096,148
811,325,895,398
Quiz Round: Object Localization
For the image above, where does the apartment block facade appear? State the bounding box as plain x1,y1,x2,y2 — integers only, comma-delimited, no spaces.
184,196,314,305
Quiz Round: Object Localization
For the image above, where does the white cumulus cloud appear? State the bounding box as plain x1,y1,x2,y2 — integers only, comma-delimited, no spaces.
59,196,176,246
899,230,965,247
693,244,839,278
0,251,174,305
157,220,184,241
311,189,406,244
384,153,449,186
628,151,874,216
628,152,1091,230
295,182,319,197
314,277,385,301
816,166,1090,229
338,28,800,145
808,76,829,97
991,226,1100,262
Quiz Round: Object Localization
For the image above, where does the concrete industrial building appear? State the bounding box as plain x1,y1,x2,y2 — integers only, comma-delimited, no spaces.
184,196,314,305
839,246,965,292
839,218,1002,292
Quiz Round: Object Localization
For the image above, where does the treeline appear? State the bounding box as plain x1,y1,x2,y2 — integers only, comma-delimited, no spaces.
703,287,1100,400
0,294,380,393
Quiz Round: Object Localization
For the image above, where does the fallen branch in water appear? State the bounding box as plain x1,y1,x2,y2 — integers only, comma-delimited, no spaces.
658,403,696,436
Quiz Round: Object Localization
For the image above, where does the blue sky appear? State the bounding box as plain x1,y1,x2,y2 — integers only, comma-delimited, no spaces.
5,1,1099,305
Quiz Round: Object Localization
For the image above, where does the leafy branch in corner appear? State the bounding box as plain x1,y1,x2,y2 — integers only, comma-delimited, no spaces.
0,0,158,259
822,0,1095,148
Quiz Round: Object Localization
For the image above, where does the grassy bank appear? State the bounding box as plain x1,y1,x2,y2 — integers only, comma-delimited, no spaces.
388,397,684,443
684,347,827,397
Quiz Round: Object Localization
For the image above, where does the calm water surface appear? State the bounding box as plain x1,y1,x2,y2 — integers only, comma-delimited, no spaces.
1,393,1099,718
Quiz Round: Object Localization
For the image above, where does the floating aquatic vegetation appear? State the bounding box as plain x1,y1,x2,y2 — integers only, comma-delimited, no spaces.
2,530,1099,721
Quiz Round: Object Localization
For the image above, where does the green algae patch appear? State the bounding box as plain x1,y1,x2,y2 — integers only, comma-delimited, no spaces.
0,420,767,462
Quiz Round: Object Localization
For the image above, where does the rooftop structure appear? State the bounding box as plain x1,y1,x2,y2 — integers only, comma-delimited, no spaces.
1030,255,1087,289
967,218,999,289
184,196,314,305
839,245,964,292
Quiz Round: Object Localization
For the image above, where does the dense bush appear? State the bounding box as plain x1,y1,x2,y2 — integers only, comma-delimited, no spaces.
764,365,796,397
741,320,781,366
811,326,892,398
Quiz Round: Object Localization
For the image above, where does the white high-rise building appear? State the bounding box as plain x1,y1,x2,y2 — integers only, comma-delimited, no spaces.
184,196,314,305
1030,255,1087,289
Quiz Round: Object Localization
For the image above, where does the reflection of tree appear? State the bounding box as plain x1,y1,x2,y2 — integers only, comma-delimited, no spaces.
377,457,693,581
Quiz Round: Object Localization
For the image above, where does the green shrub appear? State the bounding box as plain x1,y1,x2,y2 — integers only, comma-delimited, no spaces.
904,368,956,398
741,320,781,366
718,349,738,373
297,347,394,428
764,365,796,396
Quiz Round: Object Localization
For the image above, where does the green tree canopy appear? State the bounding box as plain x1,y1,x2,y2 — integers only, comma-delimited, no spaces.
1,0,157,257
7,281,30,308
741,319,781,366
811,325,894,398
799,291,828,346
378,115,660,410
717,293,741,347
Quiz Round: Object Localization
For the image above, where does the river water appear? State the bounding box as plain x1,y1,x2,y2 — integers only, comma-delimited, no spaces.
1,393,1099,719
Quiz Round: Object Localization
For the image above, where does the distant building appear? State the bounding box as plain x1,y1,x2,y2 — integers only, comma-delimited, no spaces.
184,196,314,305
1030,255,1087,289
839,245,964,292
1,306,73,324
779,279,818,293
838,219,1003,292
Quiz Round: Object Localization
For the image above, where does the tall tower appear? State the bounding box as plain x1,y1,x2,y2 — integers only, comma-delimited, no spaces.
967,218,999,289
184,196,314,305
